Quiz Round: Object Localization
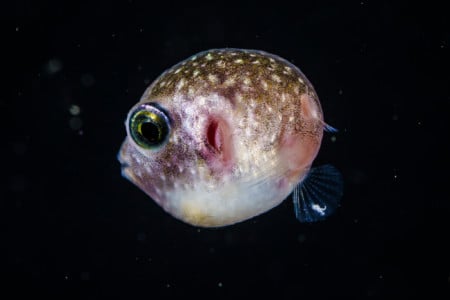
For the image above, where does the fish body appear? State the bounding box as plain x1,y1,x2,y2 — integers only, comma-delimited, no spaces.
118,48,343,227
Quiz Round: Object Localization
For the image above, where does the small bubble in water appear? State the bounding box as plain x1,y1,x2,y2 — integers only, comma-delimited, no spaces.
331,136,337,142
45,59,63,74
69,104,81,116
69,117,83,130
218,282,223,287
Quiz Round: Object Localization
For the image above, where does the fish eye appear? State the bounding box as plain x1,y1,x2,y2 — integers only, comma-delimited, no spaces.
129,103,170,149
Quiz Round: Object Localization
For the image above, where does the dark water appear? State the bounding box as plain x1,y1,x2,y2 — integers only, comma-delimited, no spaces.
4,1,449,298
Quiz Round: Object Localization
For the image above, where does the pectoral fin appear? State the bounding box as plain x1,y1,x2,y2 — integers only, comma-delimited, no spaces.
292,164,344,222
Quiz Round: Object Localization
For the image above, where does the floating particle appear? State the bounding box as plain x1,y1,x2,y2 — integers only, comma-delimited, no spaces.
44,59,63,75
69,117,83,130
69,104,81,116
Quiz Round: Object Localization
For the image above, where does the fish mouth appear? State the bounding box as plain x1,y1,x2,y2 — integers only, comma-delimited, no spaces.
117,142,130,168
117,148,133,183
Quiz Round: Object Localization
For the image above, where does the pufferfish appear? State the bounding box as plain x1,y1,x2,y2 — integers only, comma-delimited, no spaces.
118,48,343,227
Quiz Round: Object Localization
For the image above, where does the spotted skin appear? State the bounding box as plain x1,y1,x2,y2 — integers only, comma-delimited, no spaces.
119,48,326,227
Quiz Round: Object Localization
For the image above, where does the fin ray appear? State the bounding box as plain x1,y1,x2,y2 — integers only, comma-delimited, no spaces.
323,123,338,133
292,164,343,222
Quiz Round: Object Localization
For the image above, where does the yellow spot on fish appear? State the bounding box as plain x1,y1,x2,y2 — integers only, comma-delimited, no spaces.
224,77,235,86
181,201,213,227
234,59,244,64
208,74,218,83
235,93,243,103
205,53,213,60
176,79,185,90
216,60,225,68
261,80,268,90
171,133,179,145
271,74,281,83
193,70,200,77
188,86,195,97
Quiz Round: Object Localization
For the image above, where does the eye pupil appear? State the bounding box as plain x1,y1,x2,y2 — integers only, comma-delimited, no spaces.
140,122,160,143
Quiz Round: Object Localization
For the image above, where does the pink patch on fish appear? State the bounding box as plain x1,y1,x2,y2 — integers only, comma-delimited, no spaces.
201,115,235,175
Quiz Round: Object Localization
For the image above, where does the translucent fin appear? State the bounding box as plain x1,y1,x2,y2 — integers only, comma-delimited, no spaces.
323,123,338,133
293,164,343,222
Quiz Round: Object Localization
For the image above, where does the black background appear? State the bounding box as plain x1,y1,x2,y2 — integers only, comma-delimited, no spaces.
3,0,449,298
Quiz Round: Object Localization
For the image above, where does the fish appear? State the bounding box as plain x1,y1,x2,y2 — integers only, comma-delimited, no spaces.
118,48,343,228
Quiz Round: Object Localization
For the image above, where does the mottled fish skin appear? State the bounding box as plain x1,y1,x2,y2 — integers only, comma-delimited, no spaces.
119,48,325,227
